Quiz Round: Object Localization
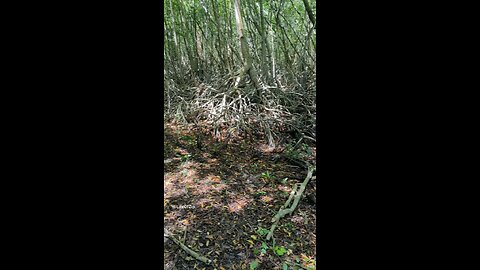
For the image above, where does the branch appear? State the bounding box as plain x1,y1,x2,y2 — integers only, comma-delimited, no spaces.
302,0,316,28
164,229,212,265
267,183,299,240
266,165,315,240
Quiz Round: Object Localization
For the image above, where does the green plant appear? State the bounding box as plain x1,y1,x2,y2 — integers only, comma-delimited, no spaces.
181,153,191,162
261,242,269,254
249,259,259,269
302,143,312,155
261,171,274,180
256,227,269,237
273,245,287,256
179,135,194,142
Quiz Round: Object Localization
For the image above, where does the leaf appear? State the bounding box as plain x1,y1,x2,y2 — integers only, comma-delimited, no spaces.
273,246,287,256
250,235,257,240
260,242,268,254
249,260,259,270
256,228,269,236
247,239,254,247
282,263,289,270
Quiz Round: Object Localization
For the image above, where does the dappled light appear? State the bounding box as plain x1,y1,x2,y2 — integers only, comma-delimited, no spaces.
164,120,316,269
164,0,316,268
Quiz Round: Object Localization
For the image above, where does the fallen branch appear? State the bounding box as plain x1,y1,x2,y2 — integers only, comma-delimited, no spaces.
266,165,315,241
164,228,212,265
267,183,298,240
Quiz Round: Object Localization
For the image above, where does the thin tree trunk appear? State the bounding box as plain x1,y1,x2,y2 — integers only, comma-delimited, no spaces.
233,0,261,93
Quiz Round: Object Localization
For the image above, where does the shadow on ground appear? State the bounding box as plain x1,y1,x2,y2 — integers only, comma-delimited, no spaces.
164,123,316,270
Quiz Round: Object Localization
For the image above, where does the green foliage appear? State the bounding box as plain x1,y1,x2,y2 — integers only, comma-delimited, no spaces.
261,242,269,254
181,153,192,162
261,171,274,180
179,135,194,142
256,227,269,237
249,259,259,270
164,0,316,139
273,245,287,256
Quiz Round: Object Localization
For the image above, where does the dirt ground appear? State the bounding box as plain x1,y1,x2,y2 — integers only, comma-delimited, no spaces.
164,123,317,270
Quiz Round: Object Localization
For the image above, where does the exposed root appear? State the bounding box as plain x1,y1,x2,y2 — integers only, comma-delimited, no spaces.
267,165,315,240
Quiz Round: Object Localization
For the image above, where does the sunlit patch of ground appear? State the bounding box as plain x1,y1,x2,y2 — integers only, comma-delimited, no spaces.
164,123,316,270
226,197,252,213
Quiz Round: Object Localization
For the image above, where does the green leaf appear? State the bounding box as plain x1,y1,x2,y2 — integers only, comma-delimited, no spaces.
260,242,268,254
249,260,259,270
180,135,194,141
256,228,269,236
282,263,289,270
273,246,287,256
181,154,192,162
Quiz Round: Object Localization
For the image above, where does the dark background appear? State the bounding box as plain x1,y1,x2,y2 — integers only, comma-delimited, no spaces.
4,1,163,268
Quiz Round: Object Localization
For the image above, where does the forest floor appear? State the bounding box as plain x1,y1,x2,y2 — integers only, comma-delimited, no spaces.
164,122,317,270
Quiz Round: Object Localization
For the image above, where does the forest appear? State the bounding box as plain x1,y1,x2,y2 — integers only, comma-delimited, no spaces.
164,0,316,269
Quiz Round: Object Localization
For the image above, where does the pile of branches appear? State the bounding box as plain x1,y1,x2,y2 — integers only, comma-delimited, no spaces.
164,70,316,144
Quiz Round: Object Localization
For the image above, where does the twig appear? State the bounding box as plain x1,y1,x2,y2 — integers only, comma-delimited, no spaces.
164,229,212,265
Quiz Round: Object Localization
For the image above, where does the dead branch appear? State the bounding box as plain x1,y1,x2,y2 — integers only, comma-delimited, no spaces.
164,228,212,265
266,165,315,240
